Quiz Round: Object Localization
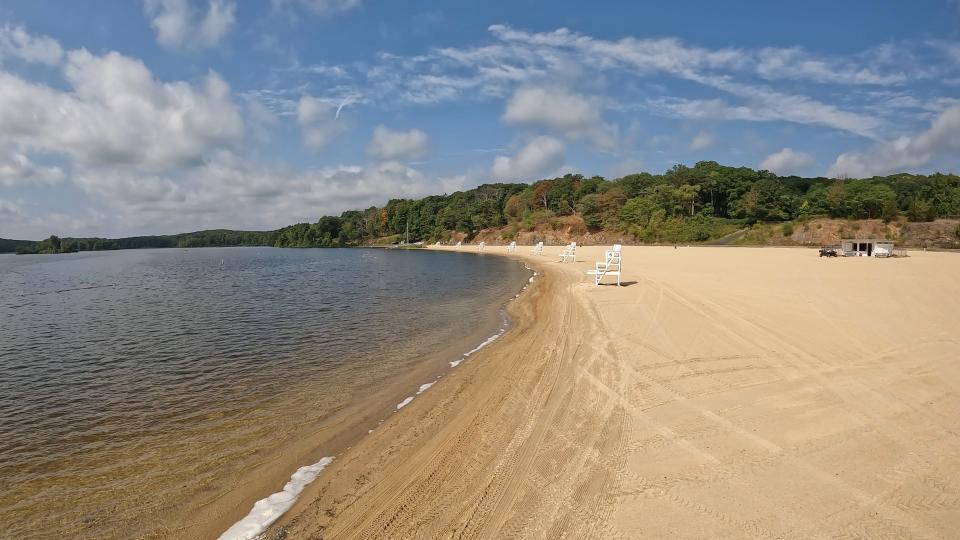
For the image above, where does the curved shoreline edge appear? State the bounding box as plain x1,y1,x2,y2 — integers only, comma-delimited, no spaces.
259,244,558,538
216,252,536,540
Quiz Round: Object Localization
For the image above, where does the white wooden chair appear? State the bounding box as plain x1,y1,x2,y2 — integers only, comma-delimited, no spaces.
587,244,622,286
507,241,517,252
558,242,577,262
530,241,543,255
455,240,462,247
478,241,486,252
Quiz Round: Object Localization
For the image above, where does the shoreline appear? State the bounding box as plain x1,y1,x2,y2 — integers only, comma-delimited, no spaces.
262,246,563,537
190,253,534,540
263,244,960,539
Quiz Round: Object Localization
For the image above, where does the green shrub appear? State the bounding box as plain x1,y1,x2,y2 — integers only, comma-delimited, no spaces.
782,222,794,237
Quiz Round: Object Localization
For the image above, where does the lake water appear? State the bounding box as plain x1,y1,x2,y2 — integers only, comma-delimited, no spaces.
0,247,529,539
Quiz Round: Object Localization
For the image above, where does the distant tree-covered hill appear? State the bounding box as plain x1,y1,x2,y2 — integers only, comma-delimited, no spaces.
0,238,37,254
6,162,960,253
5,230,276,254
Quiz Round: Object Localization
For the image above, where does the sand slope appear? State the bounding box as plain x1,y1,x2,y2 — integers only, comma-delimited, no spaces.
274,245,960,539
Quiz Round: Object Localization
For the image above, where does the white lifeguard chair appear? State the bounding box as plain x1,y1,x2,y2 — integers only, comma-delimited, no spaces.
478,241,485,252
530,241,544,255
558,242,577,262
507,241,517,252
455,240,462,247
587,244,622,286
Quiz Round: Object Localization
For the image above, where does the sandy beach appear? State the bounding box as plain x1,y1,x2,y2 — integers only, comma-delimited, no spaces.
267,244,960,539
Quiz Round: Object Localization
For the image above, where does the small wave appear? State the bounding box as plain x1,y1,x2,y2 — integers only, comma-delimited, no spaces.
218,456,334,540
416,382,435,394
396,396,414,410
17,283,118,297
449,329,504,368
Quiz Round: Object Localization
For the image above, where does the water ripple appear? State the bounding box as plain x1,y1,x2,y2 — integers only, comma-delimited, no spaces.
0,247,528,538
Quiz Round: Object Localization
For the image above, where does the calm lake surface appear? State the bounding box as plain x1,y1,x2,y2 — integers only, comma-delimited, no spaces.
0,247,529,538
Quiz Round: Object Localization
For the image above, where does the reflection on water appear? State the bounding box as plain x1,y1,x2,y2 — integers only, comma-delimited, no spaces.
0,247,527,538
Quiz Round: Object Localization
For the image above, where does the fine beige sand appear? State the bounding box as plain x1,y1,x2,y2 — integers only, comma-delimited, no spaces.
269,245,960,539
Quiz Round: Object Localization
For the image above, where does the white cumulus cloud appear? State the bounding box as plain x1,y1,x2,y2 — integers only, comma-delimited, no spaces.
828,106,960,178
0,25,63,65
0,48,244,170
492,136,565,180
502,87,615,148
0,150,66,187
760,148,815,176
144,0,236,49
367,125,428,161
503,87,599,132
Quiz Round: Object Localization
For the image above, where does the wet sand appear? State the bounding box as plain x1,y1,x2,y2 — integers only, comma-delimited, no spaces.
184,298,515,540
268,245,960,539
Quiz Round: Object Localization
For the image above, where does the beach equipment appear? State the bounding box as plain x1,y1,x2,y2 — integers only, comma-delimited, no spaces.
507,241,517,252
479,241,486,252
558,242,577,262
530,241,543,255
587,244,622,286
456,241,462,247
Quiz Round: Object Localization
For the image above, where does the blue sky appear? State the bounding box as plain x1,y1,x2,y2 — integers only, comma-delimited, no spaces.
1,0,959,239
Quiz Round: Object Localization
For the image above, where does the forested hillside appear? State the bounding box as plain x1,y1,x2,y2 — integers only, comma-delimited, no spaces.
6,162,960,253
272,161,960,247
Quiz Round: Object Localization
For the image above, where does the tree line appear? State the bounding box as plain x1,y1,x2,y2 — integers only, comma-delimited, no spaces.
269,161,960,245
11,230,274,254
6,162,960,253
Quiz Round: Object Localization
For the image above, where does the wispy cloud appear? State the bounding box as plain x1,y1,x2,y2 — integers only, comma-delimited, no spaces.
272,0,361,17
249,25,959,141
144,0,236,49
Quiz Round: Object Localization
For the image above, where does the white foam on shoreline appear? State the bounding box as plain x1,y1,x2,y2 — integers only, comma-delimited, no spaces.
449,324,507,368
222,264,530,539
218,456,334,540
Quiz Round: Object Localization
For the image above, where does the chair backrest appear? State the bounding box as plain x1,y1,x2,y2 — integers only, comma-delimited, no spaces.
612,244,622,252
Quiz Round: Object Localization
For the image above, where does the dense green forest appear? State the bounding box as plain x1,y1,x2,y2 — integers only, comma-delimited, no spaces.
267,161,960,245
5,162,960,253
